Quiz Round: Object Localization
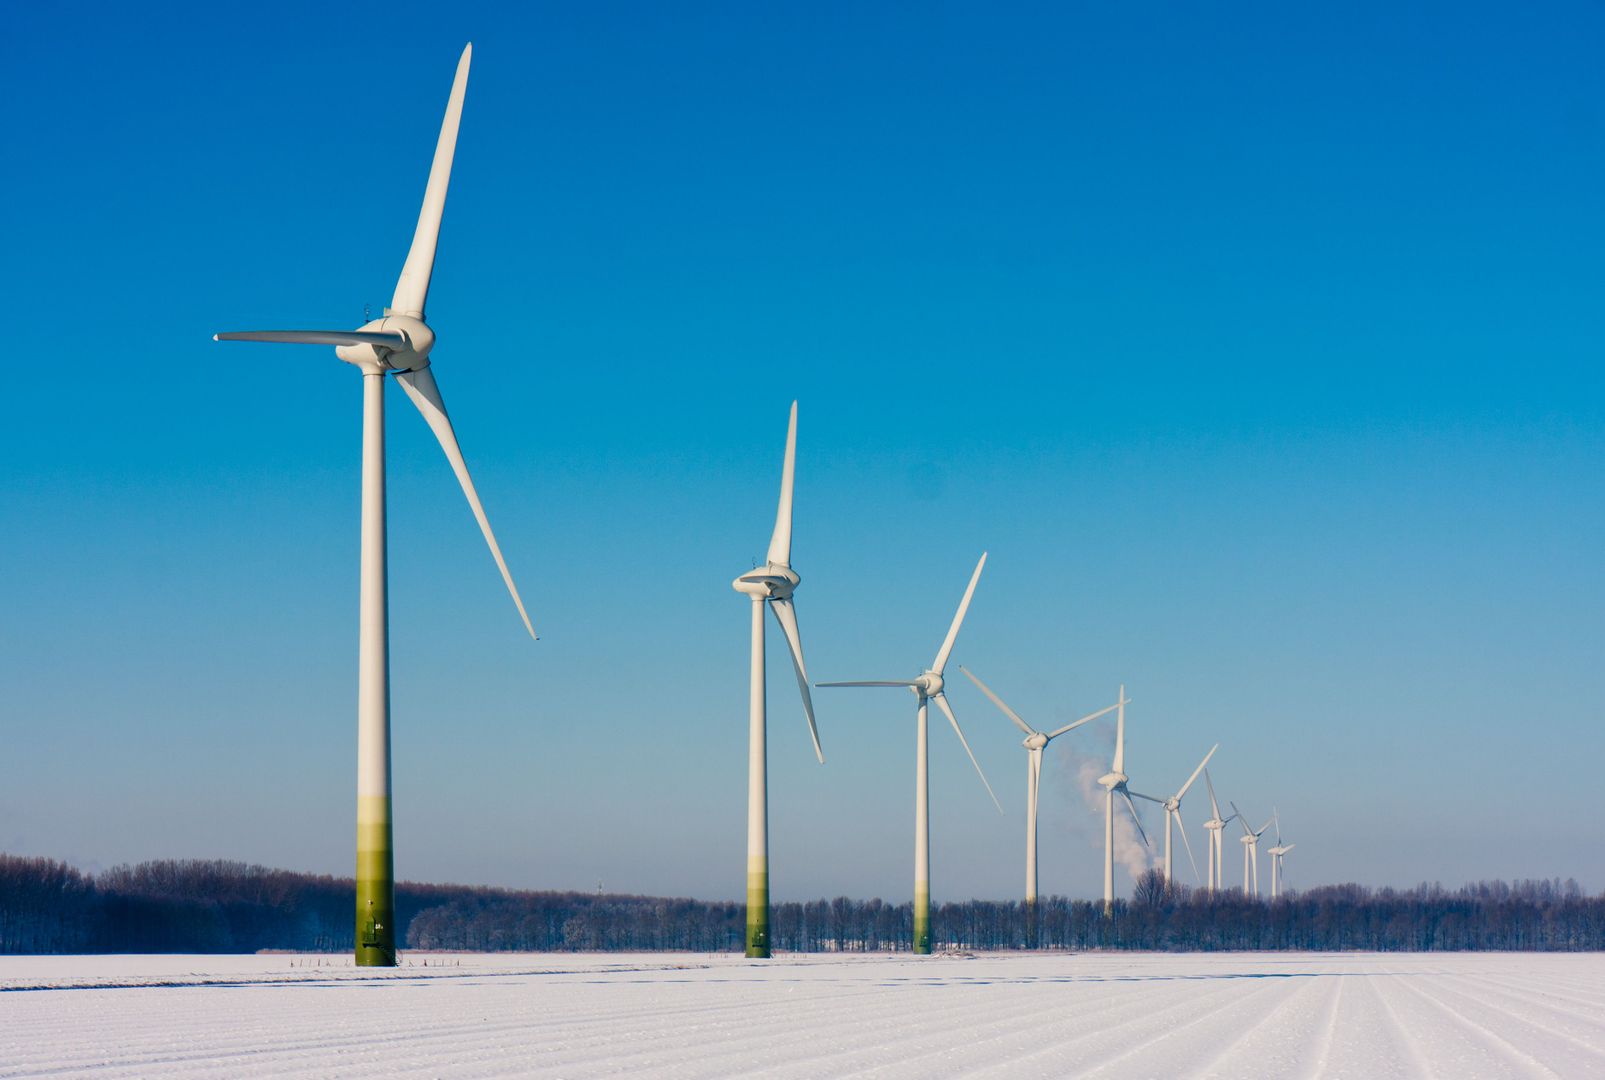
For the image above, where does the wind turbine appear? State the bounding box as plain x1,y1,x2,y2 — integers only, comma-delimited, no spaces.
960,669,1122,909
1200,769,1238,896
731,402,823,958
1133,743,1217,887
1096,688,1150,913
818,553,1001,954
1266,811,1296,899
213,45,534,966
1232,802,1275,898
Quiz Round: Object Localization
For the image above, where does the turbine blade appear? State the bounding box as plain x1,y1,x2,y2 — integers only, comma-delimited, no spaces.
1230,802,1251,836
769,598,823,764
1046,700,1120,740
766,402,797,566
933,692,1002,814
1112,685,1127,774
396,365,535,639
1120,788,1150,847
1177,811,1201,883
931,552,986,674
1257,816,1275,837
959,667,1033,737
1282,843,1295,854
1175,743,1218,801
1127,790,1164,804
815,680,920,688
1205,768,1221,820
391,44,472,317
214,330,407,348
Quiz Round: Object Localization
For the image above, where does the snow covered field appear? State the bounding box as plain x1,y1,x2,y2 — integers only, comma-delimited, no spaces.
2,951,1601,1078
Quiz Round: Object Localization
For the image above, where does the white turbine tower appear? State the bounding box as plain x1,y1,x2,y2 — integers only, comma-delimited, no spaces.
1200,769,1239,896
1132,743,1218,887
818,553,1001,954
1267,811,1296,899
960,669,1122,909
731,402,823,959
213,45,534,967
1096,688,1150,913
1232,802,1275,898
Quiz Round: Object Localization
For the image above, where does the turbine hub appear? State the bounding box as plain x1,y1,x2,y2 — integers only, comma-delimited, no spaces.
335,314,434,373
1241,835,1256,846
1023,732,1048,751
913,671,943,697
731,564,799,599
1097,771,1125,790
1164,798,1181,812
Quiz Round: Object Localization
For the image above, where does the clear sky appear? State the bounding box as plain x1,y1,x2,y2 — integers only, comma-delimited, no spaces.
3,2,1602,904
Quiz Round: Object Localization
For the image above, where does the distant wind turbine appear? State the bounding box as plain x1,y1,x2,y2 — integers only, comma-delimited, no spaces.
212,45,534,967
1200,769,1239,896
818,553,1001,954
731,402,823,959
1266,810,1295,899
1232,802,1275,898
960,668,1122,909
1132,743,1218,887
1096,688,1150,913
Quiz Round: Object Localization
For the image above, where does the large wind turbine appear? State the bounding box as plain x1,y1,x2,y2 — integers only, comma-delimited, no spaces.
1200,769,1238,896
1232,802,1275,898
1096,688,1150,913
1133,744,1218,887
818,554,1000,954
1266,811,1295,899
731,402,823,958
960,669,1122,909
213,45,534,966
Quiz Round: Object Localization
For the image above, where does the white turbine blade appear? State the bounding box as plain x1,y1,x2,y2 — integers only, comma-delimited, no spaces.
816,680,919,688
214,330,407,348
1176,811,1201,883
932,692,1002,813
1230,802,1252,836
391,44,472,318
766,401,797,567
396,365,535,639
959,667,1033,738
770,598,823,764
1046,700,1120,740
1257,816,1275,837
1175,743,1219,801
1112,684,1127,774
931,552,986,674
1119,788,1150,847
1127,790,1165,804
1282,843,1296,854
1273,806,1282,845
739,574,791,587
1205,768,1222,820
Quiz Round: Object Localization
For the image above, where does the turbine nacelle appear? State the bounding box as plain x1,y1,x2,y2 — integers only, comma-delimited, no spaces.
334,315,435,373
1097,771,1127,791
910,670,943,698
732,564,799,600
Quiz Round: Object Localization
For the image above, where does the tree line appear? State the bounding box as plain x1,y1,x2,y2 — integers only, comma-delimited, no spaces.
3,854,1600,954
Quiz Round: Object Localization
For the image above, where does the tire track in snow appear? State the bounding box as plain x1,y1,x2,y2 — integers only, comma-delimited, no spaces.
1374,967,1561,1080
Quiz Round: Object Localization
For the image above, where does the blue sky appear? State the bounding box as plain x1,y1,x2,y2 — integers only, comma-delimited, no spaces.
3,2,1602,903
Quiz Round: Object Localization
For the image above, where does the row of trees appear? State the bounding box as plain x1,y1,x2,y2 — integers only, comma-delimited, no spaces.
3,854,1600,954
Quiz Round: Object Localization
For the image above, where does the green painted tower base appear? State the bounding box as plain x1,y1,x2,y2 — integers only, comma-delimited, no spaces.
356,794,396,966
745,856,770,958
913,884,931,954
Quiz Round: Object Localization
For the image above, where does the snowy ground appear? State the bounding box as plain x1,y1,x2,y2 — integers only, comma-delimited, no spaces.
2,951,1602,1078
